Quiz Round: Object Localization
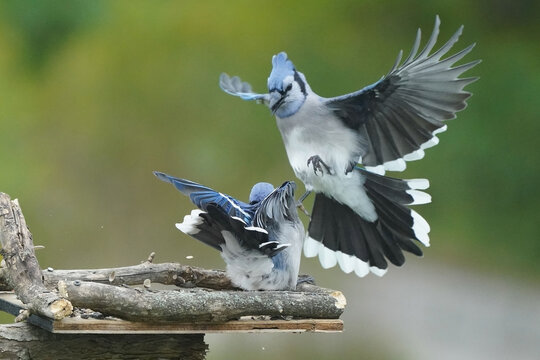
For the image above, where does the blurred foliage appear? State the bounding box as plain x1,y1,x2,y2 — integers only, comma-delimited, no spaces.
1,0,102,70
0,0,538,305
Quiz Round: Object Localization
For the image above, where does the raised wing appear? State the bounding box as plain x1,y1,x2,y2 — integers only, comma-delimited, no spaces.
154,171,255,223
219,73,270,105
253,181,298,228
204,205,289,257
175,205,289,258
325,15,480,174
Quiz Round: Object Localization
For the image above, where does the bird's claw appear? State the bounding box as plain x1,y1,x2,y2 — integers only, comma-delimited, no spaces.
345,161,356,175
307,155,331,176
296,274,316,286
296,201,311,218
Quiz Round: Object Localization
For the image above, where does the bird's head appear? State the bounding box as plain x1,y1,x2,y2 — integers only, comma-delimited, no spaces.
267,52,308,118
249,182,275,204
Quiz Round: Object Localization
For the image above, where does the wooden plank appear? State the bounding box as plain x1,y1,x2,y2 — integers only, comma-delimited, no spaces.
0,322,208,360
0,291,343,334
50,317,343,334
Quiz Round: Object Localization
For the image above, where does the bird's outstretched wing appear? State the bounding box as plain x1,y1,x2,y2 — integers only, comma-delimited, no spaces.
325,15,480,174
154,171,255,223
219,73,270,105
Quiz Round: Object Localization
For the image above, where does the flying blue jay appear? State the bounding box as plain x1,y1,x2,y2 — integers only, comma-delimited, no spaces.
219,16,479,277
154,171,304,290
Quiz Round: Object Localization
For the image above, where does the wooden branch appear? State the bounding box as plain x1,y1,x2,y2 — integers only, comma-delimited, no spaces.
1,256,318,293
0,292,343,334
0,193,72,321
62,281,345,322
41,261,237,290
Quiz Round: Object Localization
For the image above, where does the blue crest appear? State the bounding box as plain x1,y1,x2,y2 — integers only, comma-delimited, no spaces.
249,182,275,203
267,52,296,92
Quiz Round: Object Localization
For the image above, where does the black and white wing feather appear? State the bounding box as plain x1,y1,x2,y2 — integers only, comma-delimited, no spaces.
325,15,480,174
199,205,289,257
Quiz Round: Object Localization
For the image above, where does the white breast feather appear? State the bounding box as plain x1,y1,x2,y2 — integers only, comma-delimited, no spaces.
277,96,377,221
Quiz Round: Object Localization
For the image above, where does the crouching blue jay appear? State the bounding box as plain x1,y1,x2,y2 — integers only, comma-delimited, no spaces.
154,171,304,290
219,16,479,277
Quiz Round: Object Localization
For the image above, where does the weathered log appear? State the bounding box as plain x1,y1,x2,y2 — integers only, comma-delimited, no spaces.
41,260,237,290
0,193,72,321
62,280,345,322
0,322,207,360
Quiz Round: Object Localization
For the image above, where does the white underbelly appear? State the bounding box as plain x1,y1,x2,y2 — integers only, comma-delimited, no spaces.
283,125,355,186
282,127,377,221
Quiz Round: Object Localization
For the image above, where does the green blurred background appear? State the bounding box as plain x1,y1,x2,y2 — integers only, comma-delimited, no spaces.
1,0,539,359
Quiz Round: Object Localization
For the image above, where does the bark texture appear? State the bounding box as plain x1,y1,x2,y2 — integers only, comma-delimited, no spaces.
63,280,345,322
41,261,236,290
0,193,72,321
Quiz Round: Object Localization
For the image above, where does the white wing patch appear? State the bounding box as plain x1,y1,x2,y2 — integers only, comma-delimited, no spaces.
245,226,269,234
411,210,431,246
364,126,448,175
406,189,432,205
364,165,386,175
231,216,247,225
407,178,430,190
259,241,278,248
176,209,205,235
382,158,406,172
403,149,425,161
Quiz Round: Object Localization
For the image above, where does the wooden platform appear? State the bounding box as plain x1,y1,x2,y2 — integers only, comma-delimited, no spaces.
0,292,343,334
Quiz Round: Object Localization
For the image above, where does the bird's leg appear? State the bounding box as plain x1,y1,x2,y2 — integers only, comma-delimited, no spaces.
307,155,332,176
345,161,357,175
298,190,312,203
296,190,312,217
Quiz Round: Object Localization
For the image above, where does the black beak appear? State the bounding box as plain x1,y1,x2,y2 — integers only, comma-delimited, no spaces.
271,95,287,114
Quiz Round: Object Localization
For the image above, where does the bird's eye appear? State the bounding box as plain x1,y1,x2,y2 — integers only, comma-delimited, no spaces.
285,83,293,92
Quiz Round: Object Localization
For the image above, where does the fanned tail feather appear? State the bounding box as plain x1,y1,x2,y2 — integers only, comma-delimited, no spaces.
305,169,430,277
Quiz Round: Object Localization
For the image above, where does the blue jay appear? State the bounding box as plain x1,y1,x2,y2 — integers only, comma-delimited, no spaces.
219,16,479,277
154,171,304,290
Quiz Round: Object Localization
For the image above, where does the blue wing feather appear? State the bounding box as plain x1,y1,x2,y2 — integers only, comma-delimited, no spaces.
219,73,270,105
154,171,255,223
154,171,213,195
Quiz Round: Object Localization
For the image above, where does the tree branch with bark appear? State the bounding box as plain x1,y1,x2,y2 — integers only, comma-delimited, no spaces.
0,192,346,325
0,193,72,321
